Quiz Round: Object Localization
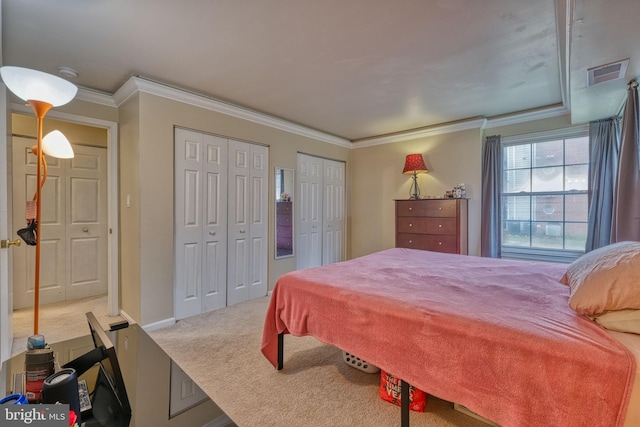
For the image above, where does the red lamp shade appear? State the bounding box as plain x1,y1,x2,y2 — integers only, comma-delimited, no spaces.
402,154,428,174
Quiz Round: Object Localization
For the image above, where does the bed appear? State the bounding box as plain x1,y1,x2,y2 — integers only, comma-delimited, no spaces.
262,246,640,427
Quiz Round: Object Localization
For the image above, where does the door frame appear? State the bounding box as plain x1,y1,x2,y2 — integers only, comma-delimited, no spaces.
10,103,120,316
1,79,12,362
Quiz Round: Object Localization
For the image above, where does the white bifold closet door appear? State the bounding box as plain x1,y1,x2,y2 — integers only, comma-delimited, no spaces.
174,128,268,320
226,139,268,306
296,153,345,270
174,129,228,320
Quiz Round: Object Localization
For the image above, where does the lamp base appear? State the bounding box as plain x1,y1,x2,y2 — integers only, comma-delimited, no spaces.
409,173,421,200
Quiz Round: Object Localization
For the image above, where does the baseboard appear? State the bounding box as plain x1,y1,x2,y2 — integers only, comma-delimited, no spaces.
142,316,176,332
119,309,176,332
202,413,234,427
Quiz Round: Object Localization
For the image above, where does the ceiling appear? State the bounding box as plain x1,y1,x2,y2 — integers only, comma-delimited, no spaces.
2,0,638,142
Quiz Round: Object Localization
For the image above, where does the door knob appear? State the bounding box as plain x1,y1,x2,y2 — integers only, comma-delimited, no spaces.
1,239,21,249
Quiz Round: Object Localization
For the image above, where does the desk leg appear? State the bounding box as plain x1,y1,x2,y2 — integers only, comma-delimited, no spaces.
401,380,409,427
277,333,284,370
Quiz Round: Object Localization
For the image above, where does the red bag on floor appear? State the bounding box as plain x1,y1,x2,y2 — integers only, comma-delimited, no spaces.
379,370,427,412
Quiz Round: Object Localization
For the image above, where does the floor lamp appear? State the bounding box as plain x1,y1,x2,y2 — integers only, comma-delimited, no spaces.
0,66,77,337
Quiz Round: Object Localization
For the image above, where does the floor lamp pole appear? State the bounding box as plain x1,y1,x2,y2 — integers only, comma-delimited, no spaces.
28,99,53,336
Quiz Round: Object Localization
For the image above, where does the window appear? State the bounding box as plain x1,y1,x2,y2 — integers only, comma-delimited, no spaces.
501,126,589,263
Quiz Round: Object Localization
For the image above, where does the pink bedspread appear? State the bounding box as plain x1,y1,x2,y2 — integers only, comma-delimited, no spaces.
261,248,635,427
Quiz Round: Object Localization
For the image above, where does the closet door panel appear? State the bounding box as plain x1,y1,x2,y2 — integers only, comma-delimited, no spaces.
248,145,268,300
227,140,250,306
297,154,345,269
296,154,323,269
175,129,228,318
323,159,345,265
174,129,204,319
201,135,227,312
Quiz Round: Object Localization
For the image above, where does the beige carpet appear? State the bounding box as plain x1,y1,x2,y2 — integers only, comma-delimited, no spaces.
11,295,124,357
148,297,494,427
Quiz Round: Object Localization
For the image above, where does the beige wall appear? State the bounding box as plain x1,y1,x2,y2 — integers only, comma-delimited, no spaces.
11,113,108,147
121,92,351,325
119,94,142,323
351,127,484,257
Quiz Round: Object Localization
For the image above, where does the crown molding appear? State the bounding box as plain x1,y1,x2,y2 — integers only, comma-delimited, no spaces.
112,76,352,148
484,104,569,129
351,118,487,148
75,86,118,108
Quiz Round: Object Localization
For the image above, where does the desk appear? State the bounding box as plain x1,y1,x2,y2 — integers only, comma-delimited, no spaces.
2,324,228,427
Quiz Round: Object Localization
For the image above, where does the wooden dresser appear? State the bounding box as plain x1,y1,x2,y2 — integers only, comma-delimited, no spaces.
395,199,468,254
276,201,293,257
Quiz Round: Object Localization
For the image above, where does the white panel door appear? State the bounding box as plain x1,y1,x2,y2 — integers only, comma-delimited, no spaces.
12,137,107,309
201,137,228,312
322,159,345,265
67,144,108,300
296,154,345,269
174,129,228,320
296,154,323,270
227,140,267,306
248,144,268,300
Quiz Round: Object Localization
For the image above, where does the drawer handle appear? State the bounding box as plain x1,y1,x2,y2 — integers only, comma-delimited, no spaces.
409,223,413,227
438,242,442,245
409,240,413,244
438,224,442,228
438,207,442,210
409,207,413,211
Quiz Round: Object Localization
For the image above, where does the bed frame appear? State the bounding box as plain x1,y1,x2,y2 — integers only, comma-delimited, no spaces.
276,332,413,425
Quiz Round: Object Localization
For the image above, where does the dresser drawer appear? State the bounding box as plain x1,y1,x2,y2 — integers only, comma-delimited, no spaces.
396,200,426,217
277,214,292,226
277,202,292,214
423,200,457,217
396,234,458,253
397,217,457,235
276,225,292,238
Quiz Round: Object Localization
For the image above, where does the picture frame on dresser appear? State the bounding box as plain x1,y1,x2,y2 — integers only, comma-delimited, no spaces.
395,198,468,254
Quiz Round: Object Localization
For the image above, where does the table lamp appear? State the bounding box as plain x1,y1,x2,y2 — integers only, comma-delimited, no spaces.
402,154,428,200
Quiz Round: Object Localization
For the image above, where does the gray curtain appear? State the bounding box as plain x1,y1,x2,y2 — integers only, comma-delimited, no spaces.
481,135,502,257
585,117,620,251
611,81,640,242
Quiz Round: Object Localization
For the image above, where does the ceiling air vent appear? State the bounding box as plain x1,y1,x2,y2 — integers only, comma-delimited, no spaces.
588,59,629,86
